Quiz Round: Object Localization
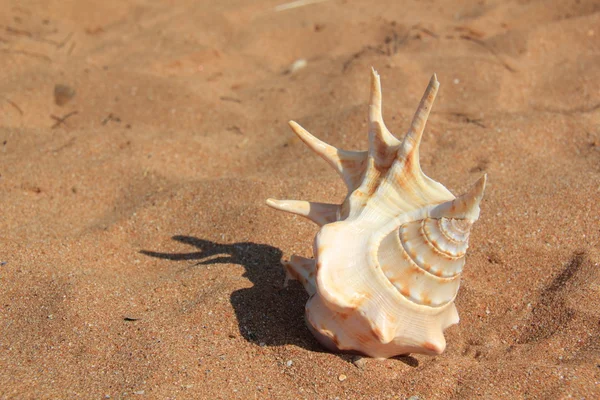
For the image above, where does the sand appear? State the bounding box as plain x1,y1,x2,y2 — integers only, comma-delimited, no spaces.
1,0,599,398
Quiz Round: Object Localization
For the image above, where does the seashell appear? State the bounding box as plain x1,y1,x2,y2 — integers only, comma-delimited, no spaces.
267,69,486,359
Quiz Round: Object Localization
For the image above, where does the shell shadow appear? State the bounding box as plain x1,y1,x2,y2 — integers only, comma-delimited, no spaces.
140,236,319,350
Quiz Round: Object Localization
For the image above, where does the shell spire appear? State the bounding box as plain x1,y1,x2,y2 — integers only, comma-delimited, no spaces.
267,69,486,358
433,174,487,221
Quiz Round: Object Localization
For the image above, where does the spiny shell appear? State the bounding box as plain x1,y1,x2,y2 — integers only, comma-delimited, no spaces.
267,69,486,359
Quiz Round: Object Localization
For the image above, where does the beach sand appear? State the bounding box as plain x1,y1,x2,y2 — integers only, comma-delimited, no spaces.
1,0,599,398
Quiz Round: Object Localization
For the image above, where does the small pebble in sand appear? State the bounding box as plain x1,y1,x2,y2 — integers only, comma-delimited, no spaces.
286,58,307,74
54,84,76,106
338,374,347,382
352,356,367,369
285,360,293,367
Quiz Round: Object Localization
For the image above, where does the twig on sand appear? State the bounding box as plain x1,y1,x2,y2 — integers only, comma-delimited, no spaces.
50,111,78,129
275,0,331,12
3,98,23,115
5,26,32,38
450,112,487,128
226,125,243,135
0,48,52,62
101,113,121,125
342,24,440,72
5,26,73,49
57,32,74,49
67,41,76,55
459,35,517,73
220,96,242,103
343,46,387,72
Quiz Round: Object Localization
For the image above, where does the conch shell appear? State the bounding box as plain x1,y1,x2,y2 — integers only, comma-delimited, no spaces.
267,69,486,359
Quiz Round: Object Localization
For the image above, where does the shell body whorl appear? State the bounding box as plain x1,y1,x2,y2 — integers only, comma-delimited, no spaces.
267,69,486,359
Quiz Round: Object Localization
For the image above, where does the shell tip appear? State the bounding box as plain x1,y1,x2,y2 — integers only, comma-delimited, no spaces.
371,66,379,77
430,73,440,89
474,173,487,196
266,198,279,208
461,174,487,221
370,68,382,93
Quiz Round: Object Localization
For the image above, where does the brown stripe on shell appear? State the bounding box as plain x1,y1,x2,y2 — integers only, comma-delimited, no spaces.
364,174,380,198
390,164,438,211
420,293,432,306
399,285,411,298
384,258,449,306
356,333,373,345
370,120,399,169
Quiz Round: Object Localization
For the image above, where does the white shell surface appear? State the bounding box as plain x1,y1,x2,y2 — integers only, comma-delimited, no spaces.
267,69,486,358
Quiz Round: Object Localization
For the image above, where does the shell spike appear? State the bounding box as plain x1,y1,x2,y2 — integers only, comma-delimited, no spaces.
266,198,339,226
444,303,460,330
288,121,367,191
432,174,487,221
369,68,401,165
422,330,447,355
399,73,439,167
288,120,338,164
